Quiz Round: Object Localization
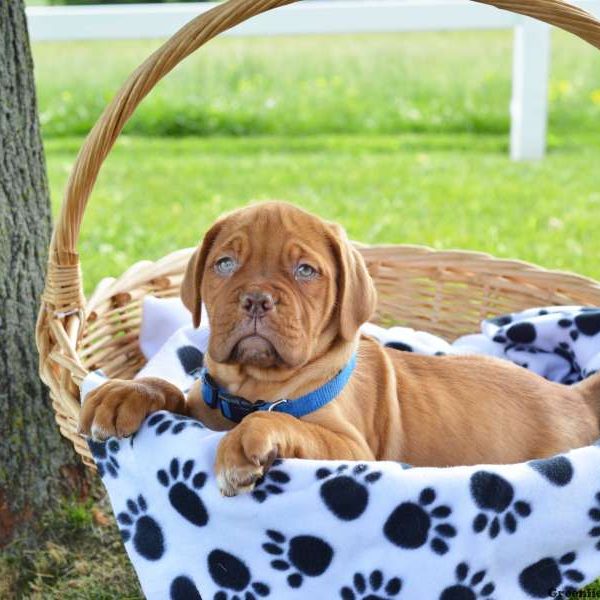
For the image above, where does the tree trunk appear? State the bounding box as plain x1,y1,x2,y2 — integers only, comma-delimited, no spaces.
0,0,84,546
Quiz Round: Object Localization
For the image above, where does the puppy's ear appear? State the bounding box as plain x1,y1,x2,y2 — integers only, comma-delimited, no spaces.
328,224,378,341
180,222,223,328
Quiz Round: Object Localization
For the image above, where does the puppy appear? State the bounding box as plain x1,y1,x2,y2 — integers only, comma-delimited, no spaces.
80,202,600,496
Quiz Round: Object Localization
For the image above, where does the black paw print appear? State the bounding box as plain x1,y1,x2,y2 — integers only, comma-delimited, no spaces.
340,570,402,599
157,458,208,527
177,345,204,376
207,549,269,600
519,552,584,598
589,491,600,551
439,562,495,600
558,311,600,348
470,471,531,538
170,575,201,600
383,487,456,555
489,314,513,327
316,463,382,521
252,459,291,503
147,412,204,435
552,342,582,384
262,529,334,588
529,455,574,487
557,317,584,346
505,321,536,344
117,495,165,561
575,310,600,336
88,438,120,478
385,341,413,352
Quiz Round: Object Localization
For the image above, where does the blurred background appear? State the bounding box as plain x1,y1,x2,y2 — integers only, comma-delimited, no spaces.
4,0,600,597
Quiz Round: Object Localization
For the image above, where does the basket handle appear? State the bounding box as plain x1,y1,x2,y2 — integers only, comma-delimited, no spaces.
44,0,600,315
44,0,297,314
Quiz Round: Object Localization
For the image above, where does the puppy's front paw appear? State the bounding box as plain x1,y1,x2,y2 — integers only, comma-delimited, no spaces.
215,413,279,497
78,378,180,440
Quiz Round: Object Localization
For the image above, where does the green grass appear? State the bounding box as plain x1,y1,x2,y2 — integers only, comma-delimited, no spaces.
1,495,142,599
33,31,600,139
45,132,600,295
33,30,600,293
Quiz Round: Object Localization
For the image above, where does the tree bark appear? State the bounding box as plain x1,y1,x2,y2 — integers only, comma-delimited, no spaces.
0,0,84,546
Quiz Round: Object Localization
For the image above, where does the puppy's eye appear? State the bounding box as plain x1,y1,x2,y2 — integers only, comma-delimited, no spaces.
295,263,318,280
215,257,237,276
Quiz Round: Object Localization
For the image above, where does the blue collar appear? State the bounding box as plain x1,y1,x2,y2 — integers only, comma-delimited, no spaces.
200,353,357,423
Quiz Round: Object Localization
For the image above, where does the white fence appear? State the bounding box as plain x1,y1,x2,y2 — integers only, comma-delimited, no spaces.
26,0,600,160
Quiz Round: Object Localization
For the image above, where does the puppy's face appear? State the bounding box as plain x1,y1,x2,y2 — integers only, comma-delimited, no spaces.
181,202,377,370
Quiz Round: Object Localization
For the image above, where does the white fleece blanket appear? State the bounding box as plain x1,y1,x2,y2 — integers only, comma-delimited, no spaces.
81,299,600,600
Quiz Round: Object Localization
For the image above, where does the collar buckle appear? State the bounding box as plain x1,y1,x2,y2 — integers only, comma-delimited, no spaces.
267,398,288,412
201,369,269,421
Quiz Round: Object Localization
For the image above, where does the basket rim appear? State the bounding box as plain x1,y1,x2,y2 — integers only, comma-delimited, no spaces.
80,242,600,316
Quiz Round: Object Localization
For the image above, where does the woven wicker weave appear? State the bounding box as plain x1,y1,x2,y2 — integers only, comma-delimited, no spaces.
36,0,600,468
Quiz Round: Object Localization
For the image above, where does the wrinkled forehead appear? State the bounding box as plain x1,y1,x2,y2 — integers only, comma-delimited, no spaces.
211,205,335,264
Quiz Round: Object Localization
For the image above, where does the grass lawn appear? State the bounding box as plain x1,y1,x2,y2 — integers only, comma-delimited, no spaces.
13,28,600,599
33,29,600,290
33,31,600,139
46,132,600,295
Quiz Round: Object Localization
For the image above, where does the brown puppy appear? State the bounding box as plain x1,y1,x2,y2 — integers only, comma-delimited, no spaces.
80,202,600,496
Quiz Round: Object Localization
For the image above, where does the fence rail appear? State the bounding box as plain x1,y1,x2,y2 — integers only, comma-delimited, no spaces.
26,0,600,160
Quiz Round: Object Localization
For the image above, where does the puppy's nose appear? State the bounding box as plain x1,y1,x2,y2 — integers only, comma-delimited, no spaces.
241,291,274,317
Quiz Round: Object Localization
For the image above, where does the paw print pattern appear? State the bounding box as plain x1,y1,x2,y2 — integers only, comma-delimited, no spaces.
157,458,209,527
177,345,204,377
589,491,600,550
557,318,584,347
470,471,531,538
504,322,537,344
488,310,600,384
556,311,600,350
439,562,495,600
252,459,291,503
385,342,414,353
117,495,165,561
88,438,120,478
170,575,202,600
575,310,600,336
316,463,382,521
519,552,585,598
552,342,582,384
340,570,402,599
207,549,269,600
262,529,334,588
528,455,574,487
383,487,456,555
489,314,513,327
147,412,204,435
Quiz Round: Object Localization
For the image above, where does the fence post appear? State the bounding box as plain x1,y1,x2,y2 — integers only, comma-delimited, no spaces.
510,18,551,160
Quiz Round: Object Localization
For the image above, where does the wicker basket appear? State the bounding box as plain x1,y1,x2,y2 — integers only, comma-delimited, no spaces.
36,0,600,469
